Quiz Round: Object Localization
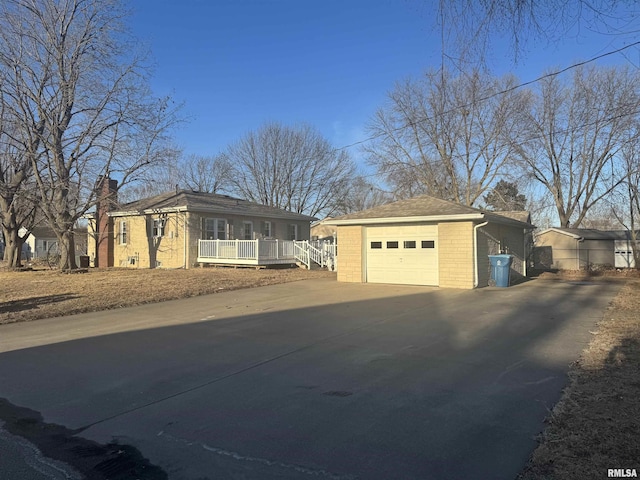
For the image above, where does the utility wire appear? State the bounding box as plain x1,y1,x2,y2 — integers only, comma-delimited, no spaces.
335,40,640,154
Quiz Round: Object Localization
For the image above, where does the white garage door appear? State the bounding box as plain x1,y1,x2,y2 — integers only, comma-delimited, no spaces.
366,225,439,286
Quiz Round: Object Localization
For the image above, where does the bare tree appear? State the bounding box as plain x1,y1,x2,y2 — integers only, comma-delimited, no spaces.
0,0,179,270
515,65,640,228
365,69,528,206
436,0,640,65
334,176,392,215
182,153,230,193
612,137,640,268
225,122,356,217
0,100,40,267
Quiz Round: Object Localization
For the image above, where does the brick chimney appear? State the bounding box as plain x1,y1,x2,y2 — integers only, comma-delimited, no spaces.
95,176,118,268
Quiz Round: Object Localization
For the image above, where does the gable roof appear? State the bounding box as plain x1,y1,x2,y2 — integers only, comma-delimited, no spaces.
537,228,640,241
110,190,316,221
328,195,533,228
492,211,531,224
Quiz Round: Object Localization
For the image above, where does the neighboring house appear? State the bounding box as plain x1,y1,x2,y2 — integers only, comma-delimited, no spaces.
311,217,336,241
326,195,534,289
16,225,86,262
87,180,315,269
19,226,58,259
535,228,639,270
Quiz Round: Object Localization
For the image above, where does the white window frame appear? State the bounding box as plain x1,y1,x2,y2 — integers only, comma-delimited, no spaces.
242,221,253,240
202,218,227,240
262,221,272,238
119,220,127,245
288,224,298,241
152,218,166,238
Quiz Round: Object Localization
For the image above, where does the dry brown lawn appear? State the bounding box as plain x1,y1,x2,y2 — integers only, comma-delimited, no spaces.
0,266,335,325
519,278,640,479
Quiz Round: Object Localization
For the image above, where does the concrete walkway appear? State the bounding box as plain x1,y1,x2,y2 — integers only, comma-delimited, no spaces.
0,277,621,479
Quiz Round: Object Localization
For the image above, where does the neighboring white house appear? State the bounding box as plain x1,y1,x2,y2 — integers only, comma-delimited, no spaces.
19,226,58,259
17,225,88,262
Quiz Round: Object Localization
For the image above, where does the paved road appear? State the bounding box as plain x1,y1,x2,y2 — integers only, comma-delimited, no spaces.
0,277,621,479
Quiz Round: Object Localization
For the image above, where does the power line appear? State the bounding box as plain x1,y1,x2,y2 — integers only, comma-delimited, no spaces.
335,40,640,154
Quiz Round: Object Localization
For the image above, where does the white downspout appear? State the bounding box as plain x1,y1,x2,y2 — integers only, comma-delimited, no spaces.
183,211,188,269
474,221,489,288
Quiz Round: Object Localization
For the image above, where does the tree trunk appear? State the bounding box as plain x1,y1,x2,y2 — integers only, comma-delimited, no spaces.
1,225,24,268
57,230,77,271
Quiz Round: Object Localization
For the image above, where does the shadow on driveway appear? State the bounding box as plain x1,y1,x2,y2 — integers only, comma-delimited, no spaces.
0,278,622,480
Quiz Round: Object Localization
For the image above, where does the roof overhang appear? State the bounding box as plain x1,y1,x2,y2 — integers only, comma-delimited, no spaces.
108,205,316,222
535,228,585,240
327,213,534,229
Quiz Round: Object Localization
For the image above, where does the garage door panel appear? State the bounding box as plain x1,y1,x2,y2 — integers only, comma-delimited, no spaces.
366,225,438,286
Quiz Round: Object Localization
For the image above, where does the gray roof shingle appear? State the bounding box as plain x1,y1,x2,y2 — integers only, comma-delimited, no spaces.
330,194,533,227
331,195,484,220
112,190,316,221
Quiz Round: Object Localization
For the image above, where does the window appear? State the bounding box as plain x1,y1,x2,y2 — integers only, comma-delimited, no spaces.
119,221,127,245
152,218,165,237
262,221,272,238
404,240,416,248
370,241,382,249
421,240,435,248
243,221,253,240
217,219,227,239
203,218,227,240
288,224,298,241
387,241,399,249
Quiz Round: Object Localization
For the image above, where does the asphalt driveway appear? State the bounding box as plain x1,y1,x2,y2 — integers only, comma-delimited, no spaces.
0,277,621,479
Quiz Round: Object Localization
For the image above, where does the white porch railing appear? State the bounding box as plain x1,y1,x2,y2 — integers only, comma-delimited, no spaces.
197,238,337,269
198,239,296,263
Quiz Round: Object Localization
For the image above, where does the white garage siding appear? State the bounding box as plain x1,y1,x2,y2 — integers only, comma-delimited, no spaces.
365,225,439,286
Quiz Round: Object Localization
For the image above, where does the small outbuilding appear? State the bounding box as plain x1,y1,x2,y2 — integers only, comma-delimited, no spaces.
534,228,639,270
327,195,534,289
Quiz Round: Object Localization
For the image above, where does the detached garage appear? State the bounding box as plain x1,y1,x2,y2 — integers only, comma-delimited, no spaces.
329,195,534,289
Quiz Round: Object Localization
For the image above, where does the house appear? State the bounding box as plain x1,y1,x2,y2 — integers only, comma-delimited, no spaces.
19,226,58,260
17,225,88,262
534,228,639,270
326,195,534,289
311,217,336,241
87,179,315,269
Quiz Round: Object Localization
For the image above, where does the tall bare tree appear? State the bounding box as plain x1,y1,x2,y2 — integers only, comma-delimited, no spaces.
334,176,392,215
436,0,640,65
515,65,640,228
365,69,528,206
0,0,179,270
182,153,230,194
0,99,40,267
225,122,356,217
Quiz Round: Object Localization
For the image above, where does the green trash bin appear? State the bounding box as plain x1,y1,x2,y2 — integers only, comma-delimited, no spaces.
488,254,513,287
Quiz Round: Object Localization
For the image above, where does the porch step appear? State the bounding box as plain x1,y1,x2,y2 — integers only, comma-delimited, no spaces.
296,261,324,270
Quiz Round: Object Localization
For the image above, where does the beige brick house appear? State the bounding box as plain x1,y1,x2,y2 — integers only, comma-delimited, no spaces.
87,185,314,269
327,195,533,289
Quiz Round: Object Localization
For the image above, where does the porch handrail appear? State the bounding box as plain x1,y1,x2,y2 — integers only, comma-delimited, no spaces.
293,241,310,269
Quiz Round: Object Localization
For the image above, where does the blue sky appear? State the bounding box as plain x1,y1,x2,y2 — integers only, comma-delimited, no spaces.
129,0,637,170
